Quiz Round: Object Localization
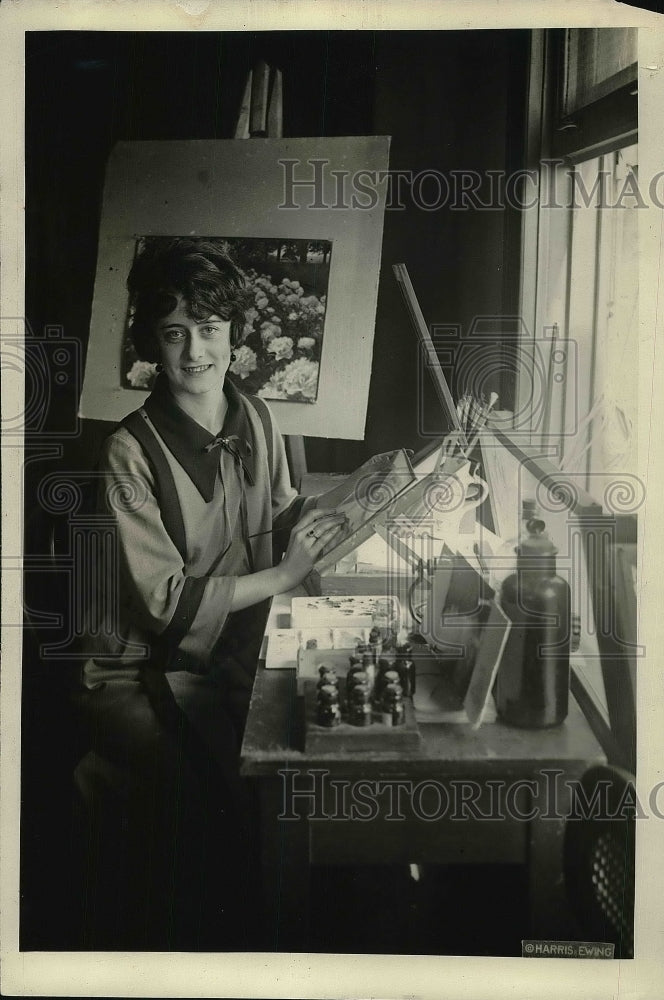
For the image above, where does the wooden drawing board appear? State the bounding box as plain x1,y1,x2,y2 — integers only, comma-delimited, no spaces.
313,449,418,573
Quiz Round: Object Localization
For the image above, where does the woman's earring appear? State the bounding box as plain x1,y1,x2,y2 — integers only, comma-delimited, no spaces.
230,351,236,363
155,362,163,373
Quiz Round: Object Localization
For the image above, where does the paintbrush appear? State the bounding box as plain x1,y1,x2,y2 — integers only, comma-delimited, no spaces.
463,392,499,456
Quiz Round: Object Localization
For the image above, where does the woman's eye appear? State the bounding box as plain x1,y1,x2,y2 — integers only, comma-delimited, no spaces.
160,329,185,343
201,325,220,336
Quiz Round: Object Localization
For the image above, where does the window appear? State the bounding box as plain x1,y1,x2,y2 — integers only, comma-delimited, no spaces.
518,30,639,496
550,145,639,485
514,29,640,766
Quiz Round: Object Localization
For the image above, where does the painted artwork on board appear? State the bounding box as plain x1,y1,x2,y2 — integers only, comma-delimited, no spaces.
122,235,332,402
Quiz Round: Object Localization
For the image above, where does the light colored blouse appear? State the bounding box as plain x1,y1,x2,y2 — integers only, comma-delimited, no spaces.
84,376,312,691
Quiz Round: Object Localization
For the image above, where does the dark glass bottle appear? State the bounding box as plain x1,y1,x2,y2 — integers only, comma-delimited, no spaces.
346,669,370,702
381,683,405,727
495,518,571,727
374,659,397,702
317,673,338,695
316,684,341,727
394,644,414,697
377,669,400,700
318,664,338,681
368,627,383,659
349,685,373,727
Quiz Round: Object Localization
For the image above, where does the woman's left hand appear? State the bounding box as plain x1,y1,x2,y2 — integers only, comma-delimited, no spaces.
279,508,349,588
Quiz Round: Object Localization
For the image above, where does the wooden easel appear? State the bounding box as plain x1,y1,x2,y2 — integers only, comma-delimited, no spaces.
235,61,308,488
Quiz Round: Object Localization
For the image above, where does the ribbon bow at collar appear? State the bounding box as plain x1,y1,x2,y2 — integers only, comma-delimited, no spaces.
203,433,255,485
203,432,240,455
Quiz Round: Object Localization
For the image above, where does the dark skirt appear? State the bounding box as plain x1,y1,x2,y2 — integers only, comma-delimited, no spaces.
71,654,262,950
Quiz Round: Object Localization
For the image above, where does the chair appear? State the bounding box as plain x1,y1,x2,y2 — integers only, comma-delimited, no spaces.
563,763,635,958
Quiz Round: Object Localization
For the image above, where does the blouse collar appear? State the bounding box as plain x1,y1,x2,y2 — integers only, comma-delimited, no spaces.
142,374,257,502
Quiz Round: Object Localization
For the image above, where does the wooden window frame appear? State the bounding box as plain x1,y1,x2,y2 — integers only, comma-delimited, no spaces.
550,28,638,163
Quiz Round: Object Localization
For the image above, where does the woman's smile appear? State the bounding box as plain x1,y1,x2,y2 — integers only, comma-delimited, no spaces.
182,362,214,375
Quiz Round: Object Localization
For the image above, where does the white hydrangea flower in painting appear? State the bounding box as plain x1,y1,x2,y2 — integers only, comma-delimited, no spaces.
297,337,315,350
280,358,318,399
260,322,281,343
260,358,319,401
126,360,158,388
266,336,294,361
257,384,287,400
229,345,257,379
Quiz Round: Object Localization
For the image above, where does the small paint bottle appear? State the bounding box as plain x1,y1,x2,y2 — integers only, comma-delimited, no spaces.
395,641,415,696
368,626,383,661
374,657,393,699
381,682,405,727
347,669,370,702
349,684,373,727
318,663,338,680
317,666,338,689
316,683,341,728
317,674,338,697
375,668,401,704
346,662,368,699
394,659,415,697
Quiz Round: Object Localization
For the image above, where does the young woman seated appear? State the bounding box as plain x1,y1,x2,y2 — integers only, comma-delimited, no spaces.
73,238,347,950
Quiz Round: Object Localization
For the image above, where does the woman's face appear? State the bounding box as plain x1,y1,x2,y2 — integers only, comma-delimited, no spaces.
154,294,232,399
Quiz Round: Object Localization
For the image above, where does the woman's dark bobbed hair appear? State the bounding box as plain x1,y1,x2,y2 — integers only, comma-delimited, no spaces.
127,238,249,363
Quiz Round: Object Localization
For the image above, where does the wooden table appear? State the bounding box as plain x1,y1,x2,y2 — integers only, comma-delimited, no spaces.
241,593,606,952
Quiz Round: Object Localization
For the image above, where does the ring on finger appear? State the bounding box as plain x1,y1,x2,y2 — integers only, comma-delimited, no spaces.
307,528,317,539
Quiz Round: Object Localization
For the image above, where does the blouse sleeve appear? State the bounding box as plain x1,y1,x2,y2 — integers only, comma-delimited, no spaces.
99,429,237,663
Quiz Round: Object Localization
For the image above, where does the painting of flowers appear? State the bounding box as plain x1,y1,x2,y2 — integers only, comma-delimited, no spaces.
122,236,332,403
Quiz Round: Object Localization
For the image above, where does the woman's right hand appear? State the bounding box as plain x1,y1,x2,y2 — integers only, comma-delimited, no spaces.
279,507,348,589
